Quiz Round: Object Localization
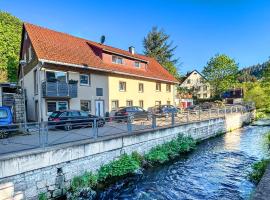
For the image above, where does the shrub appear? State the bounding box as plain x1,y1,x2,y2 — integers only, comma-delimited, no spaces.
98,153,141,182
266,132,270,145
70,172,97,192
38,193,47,200
249,159,270,184
256,109,270,120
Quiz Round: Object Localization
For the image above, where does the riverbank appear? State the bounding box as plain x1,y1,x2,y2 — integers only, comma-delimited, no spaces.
252,164,270,200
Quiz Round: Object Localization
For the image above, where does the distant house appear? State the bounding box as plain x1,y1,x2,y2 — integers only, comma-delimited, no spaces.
18,23,178,122
221,88,244,104
179,70,211,99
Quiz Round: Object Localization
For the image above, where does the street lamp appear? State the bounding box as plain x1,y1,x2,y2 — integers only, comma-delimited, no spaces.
19,60,27,125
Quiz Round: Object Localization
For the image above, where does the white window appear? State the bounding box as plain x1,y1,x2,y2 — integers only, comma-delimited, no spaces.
139,100,144,108
126,100,133,107
138,83,144,93
156,83,161,91
167,101,171,105
111,100,119,111
119,81,126,91
80,74,90,86
203,93,207,98
155,101,161,106
203,85,208,91
112,55,123,64
80,100,91,112
46,71,67,82
47,101,68,114
187,79,191,84
28,46,32,61
134,61,140,68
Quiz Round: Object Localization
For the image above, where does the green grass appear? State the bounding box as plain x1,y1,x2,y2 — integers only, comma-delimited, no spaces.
249,159,270,184
70,172,97,192
38,193,47,200
266,132,270,145
256,108,270,120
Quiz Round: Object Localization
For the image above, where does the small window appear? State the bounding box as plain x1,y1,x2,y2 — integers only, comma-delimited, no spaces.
126,100,133,107
111,100,119,111
203,93,207,98
119,81,126,91
96,88,103,96
138,83,144,93
47,101,68,114
112,56,123,64
198,86,201,91
187,79,191,84
203,86,208,91
139,100,144,108
47,102,57,113
81,100,91,112
156,83,161,91
167,101,171,105
134,61,140,68
28,46,32,61
155,101,161,106
80,74,90,86
197,94,201,98
58,101,68,111
166,84,171,92
46,71,67,82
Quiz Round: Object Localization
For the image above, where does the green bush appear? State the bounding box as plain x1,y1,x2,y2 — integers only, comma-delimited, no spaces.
266,132,270,144
256,108,270,120
98,153,141,182
145,135,196,164
38,193,47,200
249,159,270,184
70,172,97,192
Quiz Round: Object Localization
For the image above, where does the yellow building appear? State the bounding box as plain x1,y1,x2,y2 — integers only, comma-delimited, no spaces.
18,23,178,121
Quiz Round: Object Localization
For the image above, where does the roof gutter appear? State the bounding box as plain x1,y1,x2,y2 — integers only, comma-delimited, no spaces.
39,59,178,84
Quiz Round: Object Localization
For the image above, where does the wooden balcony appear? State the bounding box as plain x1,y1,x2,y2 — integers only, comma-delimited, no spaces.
41,81,78,98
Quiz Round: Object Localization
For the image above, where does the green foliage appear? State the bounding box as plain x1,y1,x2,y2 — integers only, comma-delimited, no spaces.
266,132,270,145
0,11,22,82
98,153,141,182
38,193,47,200
249,159,270,184
143,26,180,78
70,172,97,192
131,151,144,166
145,135,196,164
202,54,239,97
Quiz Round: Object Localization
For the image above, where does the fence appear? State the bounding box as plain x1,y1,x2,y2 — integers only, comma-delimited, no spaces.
0,104,254,156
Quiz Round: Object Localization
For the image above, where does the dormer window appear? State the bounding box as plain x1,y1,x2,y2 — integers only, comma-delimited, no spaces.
112,55,123,64
134,61,140,68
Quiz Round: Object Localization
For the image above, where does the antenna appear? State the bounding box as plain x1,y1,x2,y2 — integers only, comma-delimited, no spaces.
100,35,105,44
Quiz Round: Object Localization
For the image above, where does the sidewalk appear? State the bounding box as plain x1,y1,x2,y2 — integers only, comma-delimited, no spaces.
252,164,270,200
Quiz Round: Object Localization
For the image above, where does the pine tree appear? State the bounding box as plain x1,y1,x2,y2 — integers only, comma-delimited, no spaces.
143,27,180,78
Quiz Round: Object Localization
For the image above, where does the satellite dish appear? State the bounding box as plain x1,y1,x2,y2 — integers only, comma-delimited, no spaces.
100,35,105,44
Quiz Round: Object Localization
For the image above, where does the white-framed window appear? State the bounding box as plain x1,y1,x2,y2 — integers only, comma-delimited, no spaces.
166,84,171,92
96,88,103,96
156,83,161,92
80,74,90,86
155,101,161,106
126,100,133,107
46,70,67,82
134,61,140,68
80,100,91,112
139,100,144,108
187,79,191,84
112,55,124,64
28,46,32,62
111,100,119,111
167,101,171,105
197,94,201,98
47,101,68,114
138,83,144,93
203,85,208,91
203,93,207,98
119,81,126,91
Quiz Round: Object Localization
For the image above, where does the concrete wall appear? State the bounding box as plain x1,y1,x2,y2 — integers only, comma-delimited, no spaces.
0,112,252,200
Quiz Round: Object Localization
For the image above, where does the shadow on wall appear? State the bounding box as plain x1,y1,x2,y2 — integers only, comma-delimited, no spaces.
0,182,23,200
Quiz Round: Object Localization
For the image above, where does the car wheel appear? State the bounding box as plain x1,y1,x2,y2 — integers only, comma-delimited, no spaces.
64,123,72,131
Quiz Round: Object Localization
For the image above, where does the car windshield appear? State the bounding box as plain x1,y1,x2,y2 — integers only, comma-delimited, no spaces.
0,109,8,119
50,112,60,118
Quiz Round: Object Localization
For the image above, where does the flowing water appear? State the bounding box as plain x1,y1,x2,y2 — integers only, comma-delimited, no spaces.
99,122,270,200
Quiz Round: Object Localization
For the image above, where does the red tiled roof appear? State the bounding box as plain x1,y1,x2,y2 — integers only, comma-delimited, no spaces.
24,23,178,83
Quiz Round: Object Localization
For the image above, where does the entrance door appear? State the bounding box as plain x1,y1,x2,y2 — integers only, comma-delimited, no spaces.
95,100,104,117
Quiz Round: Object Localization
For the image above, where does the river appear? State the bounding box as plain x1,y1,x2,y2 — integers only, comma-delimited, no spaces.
98,123,270,200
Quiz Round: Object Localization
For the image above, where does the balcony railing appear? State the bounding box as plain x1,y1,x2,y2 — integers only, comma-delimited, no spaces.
42,81,78,98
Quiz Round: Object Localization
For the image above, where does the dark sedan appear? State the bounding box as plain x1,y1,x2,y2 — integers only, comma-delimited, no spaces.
48,110,105,131
148,105,178,117
114,106,150,122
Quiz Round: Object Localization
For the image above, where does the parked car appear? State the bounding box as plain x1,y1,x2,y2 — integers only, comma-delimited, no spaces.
148,105,178,117
114,106,150,122
0,106,13,138
48,110,105,131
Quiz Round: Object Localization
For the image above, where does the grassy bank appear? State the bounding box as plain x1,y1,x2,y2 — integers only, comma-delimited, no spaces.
255,108,270,120
64,135,196,199
249,159,270,184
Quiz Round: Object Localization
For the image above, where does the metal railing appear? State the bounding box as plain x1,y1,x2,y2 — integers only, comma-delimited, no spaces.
41,81,78,98
0,104,254,156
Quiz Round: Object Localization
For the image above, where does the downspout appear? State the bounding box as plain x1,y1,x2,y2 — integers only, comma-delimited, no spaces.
38,61,44,122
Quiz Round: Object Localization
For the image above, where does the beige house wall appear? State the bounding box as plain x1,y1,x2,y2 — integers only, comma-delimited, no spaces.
108,75,175,112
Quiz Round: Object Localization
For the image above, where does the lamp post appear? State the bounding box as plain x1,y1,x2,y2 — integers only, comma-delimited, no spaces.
19,60,27,126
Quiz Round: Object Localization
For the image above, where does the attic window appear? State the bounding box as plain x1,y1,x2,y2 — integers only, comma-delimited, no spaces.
112,56,123,64
134,61,140,68
24,33,28,40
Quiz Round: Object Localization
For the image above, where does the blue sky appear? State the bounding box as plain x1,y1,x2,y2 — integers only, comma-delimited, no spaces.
1,0,270,74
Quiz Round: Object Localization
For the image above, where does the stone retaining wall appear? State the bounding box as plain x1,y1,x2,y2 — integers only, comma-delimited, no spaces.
0,112,252,200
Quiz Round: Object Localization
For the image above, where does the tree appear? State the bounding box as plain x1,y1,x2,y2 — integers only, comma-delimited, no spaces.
202,54,239,97
261,59,270,90
143,27,180,78
0,11,22,82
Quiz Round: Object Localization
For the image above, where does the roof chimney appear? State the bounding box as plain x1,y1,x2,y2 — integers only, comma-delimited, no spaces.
129,46,135,55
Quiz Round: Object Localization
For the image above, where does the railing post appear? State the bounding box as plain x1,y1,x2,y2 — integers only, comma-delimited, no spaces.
93,119,98,138
199,109,201,121
187,110,190,123
171,111,175,126
209,109,211,119
152,114,156,129
127,116,132,133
